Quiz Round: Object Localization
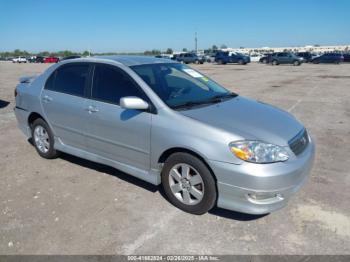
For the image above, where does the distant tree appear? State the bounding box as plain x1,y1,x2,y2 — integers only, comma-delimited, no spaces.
144,49,161,56
212,45,218,51
220,44,227,49
82,50,90,56
38,51,50,56
182,48,188,52
165,48,173,54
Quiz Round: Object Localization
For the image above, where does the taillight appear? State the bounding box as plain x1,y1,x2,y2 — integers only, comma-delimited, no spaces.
14,88,18,97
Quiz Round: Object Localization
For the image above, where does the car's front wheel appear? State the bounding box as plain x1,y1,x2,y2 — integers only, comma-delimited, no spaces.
31,118,60,159
293,60,301,66
161,153,217,215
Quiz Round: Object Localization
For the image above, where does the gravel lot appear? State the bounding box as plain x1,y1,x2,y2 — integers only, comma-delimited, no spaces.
0,61,349,255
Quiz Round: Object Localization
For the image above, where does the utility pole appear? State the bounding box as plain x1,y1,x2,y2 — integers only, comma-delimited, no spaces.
195,32,198,54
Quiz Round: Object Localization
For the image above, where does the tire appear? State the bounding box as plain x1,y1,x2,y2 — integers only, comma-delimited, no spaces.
261,59,267,64
238,59,244,65
217,59,223,65
31,118,60,159
161,153,217,215
293,60,300,66
272,60,278,65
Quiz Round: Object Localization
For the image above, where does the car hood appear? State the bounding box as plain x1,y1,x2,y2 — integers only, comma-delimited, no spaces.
180,96,304,146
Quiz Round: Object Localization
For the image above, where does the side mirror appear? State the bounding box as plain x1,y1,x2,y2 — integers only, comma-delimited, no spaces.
120,97,149,110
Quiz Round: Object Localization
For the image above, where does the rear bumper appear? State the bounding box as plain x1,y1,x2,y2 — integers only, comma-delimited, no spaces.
209,141,315,214
14,107,31,138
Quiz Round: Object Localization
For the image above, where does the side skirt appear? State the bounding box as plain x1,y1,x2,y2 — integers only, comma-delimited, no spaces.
54,137,161,185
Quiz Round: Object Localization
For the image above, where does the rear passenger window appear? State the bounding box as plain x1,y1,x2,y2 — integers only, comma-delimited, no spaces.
46,64,89,97
92,65,147,105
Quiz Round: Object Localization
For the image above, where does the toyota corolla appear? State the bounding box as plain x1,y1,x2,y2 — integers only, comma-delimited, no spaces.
14,56,315,215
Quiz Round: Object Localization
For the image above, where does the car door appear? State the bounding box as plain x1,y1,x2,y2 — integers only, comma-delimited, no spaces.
41,63,91,150
85,63,152,172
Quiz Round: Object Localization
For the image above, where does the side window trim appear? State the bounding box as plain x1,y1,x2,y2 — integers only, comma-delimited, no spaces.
89,63,157,114
44,62,92,98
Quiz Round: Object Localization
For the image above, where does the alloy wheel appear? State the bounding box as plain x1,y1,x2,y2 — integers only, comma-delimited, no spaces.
168,163,204,205
33,125,50,153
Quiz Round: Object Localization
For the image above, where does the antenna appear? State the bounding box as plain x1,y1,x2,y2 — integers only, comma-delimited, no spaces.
195,32,198,53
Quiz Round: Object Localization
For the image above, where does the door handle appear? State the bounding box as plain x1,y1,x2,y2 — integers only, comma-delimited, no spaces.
86,105,99,113
42,95,52,103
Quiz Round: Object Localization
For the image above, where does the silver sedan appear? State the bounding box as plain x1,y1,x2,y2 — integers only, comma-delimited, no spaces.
14,56,315,215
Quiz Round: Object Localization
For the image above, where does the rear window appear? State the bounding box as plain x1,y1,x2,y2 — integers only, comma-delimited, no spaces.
45,64,89,97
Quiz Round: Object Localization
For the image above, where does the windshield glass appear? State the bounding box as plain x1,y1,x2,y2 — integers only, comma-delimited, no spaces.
131,63,234,109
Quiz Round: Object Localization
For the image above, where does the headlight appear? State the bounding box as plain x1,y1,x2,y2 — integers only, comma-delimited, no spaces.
229,141,289,163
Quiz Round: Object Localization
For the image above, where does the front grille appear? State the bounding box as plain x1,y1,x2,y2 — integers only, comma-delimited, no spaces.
289,129,309,156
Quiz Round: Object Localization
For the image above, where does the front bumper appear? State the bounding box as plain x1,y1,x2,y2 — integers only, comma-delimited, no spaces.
209,140,315,214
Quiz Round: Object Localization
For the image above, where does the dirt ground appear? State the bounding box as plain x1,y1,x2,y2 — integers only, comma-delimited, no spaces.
0,61,349,255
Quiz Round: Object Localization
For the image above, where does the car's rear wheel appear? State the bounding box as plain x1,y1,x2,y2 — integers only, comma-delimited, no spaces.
161,153,217,215
31,118,59,159
238,59,244,65
272,60,278,65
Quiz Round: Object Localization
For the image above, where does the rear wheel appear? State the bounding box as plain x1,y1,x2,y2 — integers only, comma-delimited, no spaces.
161,153,217,215
272,60,278,65
238,59,244,65
31,118,60,159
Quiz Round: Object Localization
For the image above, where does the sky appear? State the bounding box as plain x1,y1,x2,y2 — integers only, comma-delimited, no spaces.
0,0,349,53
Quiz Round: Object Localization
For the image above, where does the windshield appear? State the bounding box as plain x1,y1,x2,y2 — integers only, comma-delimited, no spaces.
131,63,235,109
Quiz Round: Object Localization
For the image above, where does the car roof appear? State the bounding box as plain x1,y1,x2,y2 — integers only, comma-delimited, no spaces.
79,55,177,67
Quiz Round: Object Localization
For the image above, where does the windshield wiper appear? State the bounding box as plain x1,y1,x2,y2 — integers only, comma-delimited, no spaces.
171,100,213,110
171,93,238,110
210,92,238,100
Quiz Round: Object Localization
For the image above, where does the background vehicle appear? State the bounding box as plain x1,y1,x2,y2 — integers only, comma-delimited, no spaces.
154,54,172,59
44,56,59,63
296,52,314,63
343,53,350,62
249,53,264,62
259,53,273,63
176,53,205,64
269,52,303,66
312,53,344,64
215,51,250,65
12,56,27,63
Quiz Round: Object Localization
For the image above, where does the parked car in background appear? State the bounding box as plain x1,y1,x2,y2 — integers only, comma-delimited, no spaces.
60,55,81,61
176,53,205,64
269,52,303,66
215,51,250,65
343,53,350,62
311,53,344,64
12,56,27,63
154,54,172,60
295,52,314,63
44,56,59,63
259,53,273,64
171,54,180,61
14,56,315,215
249,53,264,62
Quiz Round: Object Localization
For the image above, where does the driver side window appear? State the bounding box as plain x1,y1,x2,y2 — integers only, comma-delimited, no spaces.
91,64,147,105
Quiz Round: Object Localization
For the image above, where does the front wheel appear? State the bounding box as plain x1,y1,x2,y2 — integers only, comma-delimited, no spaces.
161,153,217,215
272,60,278,65
31,118,60,159
293,60,301,66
